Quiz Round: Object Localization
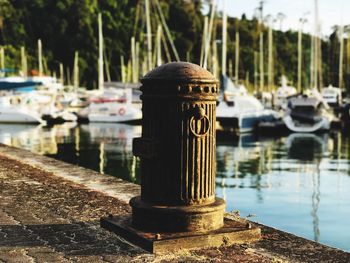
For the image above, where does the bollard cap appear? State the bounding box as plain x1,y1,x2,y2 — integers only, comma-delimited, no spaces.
141,62,218,85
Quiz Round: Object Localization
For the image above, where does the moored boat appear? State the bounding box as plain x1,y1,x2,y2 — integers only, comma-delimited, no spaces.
283,93,333,133
80,87,142,123
0,95,44,124
87,101,142,123
321,85,342,107
216,75,279,133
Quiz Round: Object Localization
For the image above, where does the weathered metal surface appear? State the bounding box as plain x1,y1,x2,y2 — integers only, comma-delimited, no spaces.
130,62,226,233
141,61,218,84
130,197,225,232
133,62,220,208
100,215,261,254
133,138,159,159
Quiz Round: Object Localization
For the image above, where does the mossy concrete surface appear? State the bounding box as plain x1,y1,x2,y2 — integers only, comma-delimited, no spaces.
0,143,349,262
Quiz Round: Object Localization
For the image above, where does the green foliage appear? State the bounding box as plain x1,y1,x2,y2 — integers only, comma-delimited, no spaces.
0,0,137,88
0,0,347,92
167,0,203,61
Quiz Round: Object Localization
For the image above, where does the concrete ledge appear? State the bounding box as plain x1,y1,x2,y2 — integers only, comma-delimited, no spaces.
0,143,349,262
0,143,139,204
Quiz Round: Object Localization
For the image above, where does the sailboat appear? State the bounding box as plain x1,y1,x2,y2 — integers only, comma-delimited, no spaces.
283,90,333,133
0,75,39,91
217,75,279,133
0,94,44,124
321,85,342,107
283,0,334,133
86,88,142,123
82,13,142,123
0,48,39,91
215,3,278,133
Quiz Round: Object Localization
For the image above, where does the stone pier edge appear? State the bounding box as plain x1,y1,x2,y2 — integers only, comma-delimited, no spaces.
0,143,140,204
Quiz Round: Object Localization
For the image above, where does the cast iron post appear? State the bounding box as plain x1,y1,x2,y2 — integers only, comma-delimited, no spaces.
131,62,225,232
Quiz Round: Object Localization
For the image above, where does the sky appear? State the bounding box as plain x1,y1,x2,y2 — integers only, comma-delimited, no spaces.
212,0,350,36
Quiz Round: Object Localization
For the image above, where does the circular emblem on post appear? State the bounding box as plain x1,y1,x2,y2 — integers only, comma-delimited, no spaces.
190,106,210,137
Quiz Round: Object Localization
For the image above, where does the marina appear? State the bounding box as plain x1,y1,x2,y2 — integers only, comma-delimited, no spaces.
0,0,350,260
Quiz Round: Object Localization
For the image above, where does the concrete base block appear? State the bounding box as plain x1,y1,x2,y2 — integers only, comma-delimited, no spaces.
100,215,261,254
130,197,226,232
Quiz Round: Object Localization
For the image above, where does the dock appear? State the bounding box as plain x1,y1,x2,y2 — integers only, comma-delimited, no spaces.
0,144,349,262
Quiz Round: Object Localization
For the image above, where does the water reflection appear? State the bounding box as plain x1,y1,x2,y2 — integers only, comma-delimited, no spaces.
216,133,276,204
0,123,141,183
311,165,320,242
78,123,141,182
285,133,328,161
216,131,350,251
285,133,323,242
0,123,349,251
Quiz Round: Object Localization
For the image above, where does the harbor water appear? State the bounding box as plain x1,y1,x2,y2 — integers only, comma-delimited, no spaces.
1,123,349,252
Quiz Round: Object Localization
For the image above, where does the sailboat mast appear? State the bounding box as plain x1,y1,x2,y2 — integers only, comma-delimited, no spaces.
203,0,216,69
66,67,71,86
339,24,344,90
104,48,111,82
258,1,265,92
200,16,208,67
347,34,350,91
267,23,273,92
310,34,314,88
21,46,27,78
0,47,4,72
313,0,319,90
228,59,233,77
135,41,140,80
156,25,162,67
297,19,304,92
73,51,79,91
145,0,152,71
131,37,136,83
318,32,323,89
59,63,64,85
154,0,179,61
235,31,240,85
120,56,126,83
98,13,104,92
212,40,219,78
38,39,43,76
254,51,258,91
221,0,227,76
259,33,264,92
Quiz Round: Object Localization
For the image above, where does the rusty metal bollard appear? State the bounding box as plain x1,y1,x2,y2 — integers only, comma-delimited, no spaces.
131,62,224,232
101,62,261,254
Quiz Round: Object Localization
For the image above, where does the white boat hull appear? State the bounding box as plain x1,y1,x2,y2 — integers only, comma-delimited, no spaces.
88,113,141,123
88,103,142,123
0,107,44,124
217,110,279,133
283,115,330,133
216,94,279,133
55,110,78,122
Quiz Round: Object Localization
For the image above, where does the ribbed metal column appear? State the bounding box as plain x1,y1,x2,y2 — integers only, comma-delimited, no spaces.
131,62,225,232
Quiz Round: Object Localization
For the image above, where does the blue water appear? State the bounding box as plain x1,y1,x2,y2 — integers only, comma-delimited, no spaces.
0,123,349,251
